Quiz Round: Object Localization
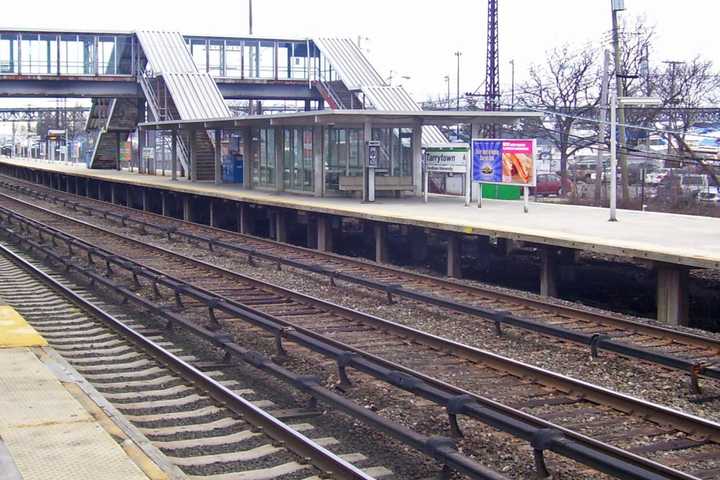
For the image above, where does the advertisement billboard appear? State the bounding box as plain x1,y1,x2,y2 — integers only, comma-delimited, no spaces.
471,139,536,187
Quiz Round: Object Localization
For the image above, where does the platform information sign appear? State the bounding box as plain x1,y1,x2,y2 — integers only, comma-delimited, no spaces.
471,139,536,187
424,144,469,173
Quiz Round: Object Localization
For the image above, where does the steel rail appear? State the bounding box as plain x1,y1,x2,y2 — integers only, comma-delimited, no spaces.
1,176,717,393
0,219,508,480
0,198,712,480
0,244,380,480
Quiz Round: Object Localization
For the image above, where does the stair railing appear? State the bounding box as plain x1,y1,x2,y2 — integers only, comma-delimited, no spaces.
138,69,189,175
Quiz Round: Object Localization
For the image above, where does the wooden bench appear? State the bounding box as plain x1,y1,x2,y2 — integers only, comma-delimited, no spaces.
338,175,414,192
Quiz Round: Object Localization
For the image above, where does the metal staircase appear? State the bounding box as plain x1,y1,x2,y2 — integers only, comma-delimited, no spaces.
86,98,139,169
313,37,447,145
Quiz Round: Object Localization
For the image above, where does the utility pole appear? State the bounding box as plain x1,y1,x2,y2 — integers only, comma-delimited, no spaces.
611,0,629,204
444,75,450,109
484,0,500,137
663,60,684,164
248,0,253,35
509,59,515,110
595,50,611,206
455,51,462,137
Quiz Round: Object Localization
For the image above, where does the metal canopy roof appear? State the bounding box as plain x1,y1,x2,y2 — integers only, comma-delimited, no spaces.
139,110,543,131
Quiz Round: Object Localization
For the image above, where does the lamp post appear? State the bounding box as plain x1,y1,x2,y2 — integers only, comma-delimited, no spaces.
509,59,515,110
610,0,630,204
444,75,450,109
248,0,253,35
454,51,462,138
609,95,662,222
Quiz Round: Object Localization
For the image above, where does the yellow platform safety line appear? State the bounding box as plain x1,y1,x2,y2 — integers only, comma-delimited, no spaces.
0,305,47,347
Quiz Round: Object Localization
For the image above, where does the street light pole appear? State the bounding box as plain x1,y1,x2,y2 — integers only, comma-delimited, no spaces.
610,0,629,204
248,0,253,35
444,75,450,109
455,51,462,137
610,91,618,222
509,59,515,110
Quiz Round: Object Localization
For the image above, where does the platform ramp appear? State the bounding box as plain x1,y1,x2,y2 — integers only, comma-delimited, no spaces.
313,37,447,145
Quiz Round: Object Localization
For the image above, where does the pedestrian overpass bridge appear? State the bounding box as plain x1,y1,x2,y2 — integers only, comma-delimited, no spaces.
0,28,445,176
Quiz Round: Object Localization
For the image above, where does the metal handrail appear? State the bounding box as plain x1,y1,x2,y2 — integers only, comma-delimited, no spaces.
138,71,189,175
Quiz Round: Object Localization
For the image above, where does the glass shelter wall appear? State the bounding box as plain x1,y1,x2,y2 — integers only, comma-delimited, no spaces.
0,32,134,75
184,37,319,80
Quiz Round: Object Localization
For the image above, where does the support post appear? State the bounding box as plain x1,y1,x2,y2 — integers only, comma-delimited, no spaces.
161,192,169,216
307,218,318,249
210,200,220,227
447,233,462,278
313,126,323,197
214,129,222,185
412,121,423,197
362,120,371,202
183,196,192,222
317,215,333,252
189,130,197,182
656,264,689,326
274,210,287,242
115,131,121,170
540,247,559,298
142,189,148,211
171,129,178,181
238,203,252,234
409,228,428,264
137,128,145,174
374,222,388,263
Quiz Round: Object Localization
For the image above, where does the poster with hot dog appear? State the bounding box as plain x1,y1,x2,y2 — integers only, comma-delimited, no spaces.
472,139,536,187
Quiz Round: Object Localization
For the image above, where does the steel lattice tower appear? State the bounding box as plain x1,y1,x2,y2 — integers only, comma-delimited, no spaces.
484,0,500,113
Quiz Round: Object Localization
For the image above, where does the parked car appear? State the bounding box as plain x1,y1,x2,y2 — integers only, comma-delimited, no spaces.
697,187,720,204
645,168,671,185
531,173,569,196
656,173,712,200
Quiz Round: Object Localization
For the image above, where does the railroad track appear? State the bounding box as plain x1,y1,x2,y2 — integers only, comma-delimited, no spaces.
0,210,509,480
1,191,720,479
1,175,718,393
0,243,391,480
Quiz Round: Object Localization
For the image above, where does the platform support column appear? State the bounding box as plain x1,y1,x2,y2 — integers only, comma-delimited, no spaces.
374,222,388,263
137,128,145,174
447,233,462,279
274,210,287,243
171,129,178,181
209,200,218,227
65,176,70,192
307,218,318,249
312,126,323,197
656,264,689,326
317,215,333,252
540,247,559,298
409,227,428,264
161,192,168,216
183,196,192,222
237,203,252,234
189,130,197,182
412,121,423,197
74,177,79,195
141,189,148,211
214,129,222,185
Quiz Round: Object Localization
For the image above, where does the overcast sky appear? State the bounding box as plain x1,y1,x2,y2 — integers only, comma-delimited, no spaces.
0,0,717,105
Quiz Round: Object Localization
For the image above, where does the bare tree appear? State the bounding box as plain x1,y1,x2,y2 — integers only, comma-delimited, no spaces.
518,44,600,193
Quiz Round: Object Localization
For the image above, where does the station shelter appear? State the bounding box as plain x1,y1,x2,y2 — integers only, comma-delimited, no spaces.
136,110,540,200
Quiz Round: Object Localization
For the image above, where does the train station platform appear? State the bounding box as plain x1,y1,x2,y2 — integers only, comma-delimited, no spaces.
1,156,718,326
0,305,170,480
